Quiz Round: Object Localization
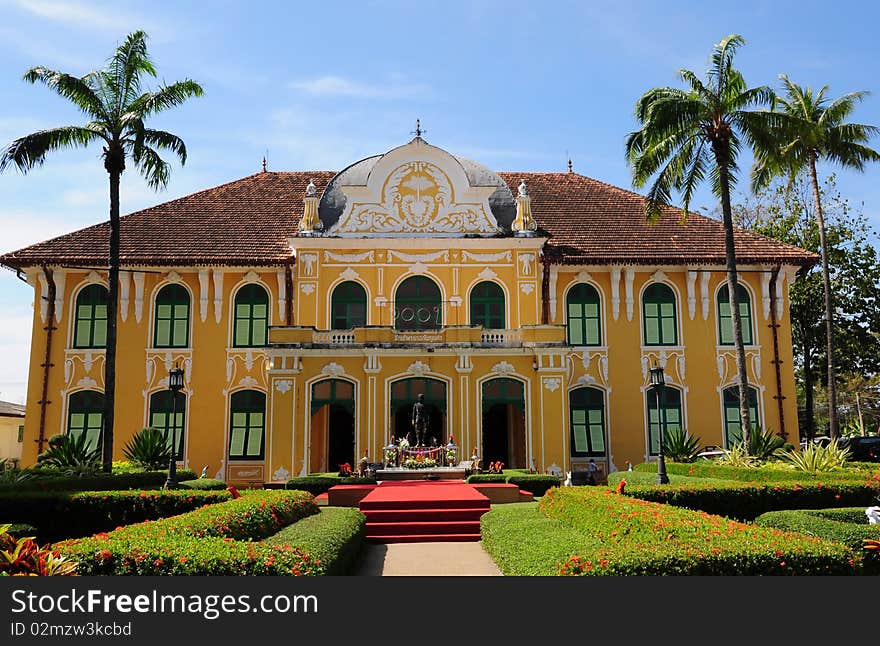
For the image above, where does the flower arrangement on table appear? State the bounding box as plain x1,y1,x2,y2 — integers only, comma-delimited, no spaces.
338,463,352,477
487,461,504,474
402,454,438,469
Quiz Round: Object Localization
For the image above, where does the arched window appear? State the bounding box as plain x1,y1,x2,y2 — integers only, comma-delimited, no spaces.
718,284,754,346
331,281,367,330
67,390,104,452
233,284,269,347
394,276,441,331
229,390,266,460
566,283,601,346
148,390,187,460
154,284,190,348
569,387,606,457
646,386,682,455
722,386,760,447
642,283,677,346
73,284,108,349
470,282,505,329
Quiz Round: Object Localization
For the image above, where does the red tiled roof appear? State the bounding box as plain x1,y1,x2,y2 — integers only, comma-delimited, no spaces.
0,170,815,269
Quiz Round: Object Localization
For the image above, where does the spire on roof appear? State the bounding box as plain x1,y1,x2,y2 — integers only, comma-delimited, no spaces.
261,155,267,172
411,118,425,139
568,157,573,173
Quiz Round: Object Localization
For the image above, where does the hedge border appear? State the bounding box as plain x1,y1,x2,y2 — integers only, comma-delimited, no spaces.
264,507,366,575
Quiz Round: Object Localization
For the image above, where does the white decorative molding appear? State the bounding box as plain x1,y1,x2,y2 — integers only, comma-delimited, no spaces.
76,376,98,389
374,296,388,307
492,360,516,375
717,355,725,380
300,283,316,295
518,253,535,275
477,267,498,281
237,375,259,389
599,355,608,382
651,269,667,282
299,253,317,276
677,355,686,382
83,351,93,373
198,270,209,322
364,354,382,374
611,267,621,321
752,353,762,381
461,250,511,263
575,269,593,283
272,466,290,482
625,269,635,321
212,270,223,324
321,362,346,378
549,266,559,321
407,360,431,376
658,350,668,369
133,272,145,323
641,355,649,380
340,267,360,281
36,272,48,323
700,271,711,320
577,374,596,386
146,358,154,384
389,249,450,263
274,379,293,394
449,296,462,307
243,270,260,283
166,270,182,283
760,271,771,321
244,350,255,372
119,271,131,322
686,270,697,320
782,267,798,318
323,250,374,264
455,353,473,374
543,377,561,392
85,270,102,284
53,270,66,322
520,283,535,295
226,357,234,383
329,156,501,236
408,261,429,275
64,358,72,384
276,270,287,323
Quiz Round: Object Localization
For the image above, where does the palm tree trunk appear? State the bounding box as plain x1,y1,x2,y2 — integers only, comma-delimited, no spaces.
102,167,120,473
809,158,838,440
718,162,753,450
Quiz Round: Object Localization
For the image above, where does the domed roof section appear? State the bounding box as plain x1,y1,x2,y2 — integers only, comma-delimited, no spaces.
317,138,516,232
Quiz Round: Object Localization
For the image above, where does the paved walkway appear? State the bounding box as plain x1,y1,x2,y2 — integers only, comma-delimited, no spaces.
354,541,502,576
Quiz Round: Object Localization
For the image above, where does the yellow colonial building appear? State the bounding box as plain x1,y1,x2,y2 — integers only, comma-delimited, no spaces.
1,136,814,485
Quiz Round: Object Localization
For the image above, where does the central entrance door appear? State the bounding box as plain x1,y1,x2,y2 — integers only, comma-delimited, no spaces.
482,378,526,469
390,377,447,447
310,379,355,473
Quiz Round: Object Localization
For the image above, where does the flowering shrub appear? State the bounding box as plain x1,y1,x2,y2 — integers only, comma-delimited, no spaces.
264,507,366,575
403,458,437,469
0,490,229,543
0,524,78,576
56,491,319,576
0,469,197,493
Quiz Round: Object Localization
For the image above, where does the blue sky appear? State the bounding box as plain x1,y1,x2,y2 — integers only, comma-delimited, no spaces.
0,0,878,402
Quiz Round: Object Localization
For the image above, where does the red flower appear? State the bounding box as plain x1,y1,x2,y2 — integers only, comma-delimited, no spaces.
616,479,627,494
99,549,112,560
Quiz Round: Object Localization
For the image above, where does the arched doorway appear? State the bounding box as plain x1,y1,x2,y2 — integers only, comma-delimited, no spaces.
310,379,355,473
390,377,447,447
481,378,526,469
394,276,442,331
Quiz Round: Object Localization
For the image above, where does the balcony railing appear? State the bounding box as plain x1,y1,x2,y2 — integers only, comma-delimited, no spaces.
269,324,565,348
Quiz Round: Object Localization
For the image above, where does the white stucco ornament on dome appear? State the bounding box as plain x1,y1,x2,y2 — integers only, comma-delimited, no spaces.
327,138,503,237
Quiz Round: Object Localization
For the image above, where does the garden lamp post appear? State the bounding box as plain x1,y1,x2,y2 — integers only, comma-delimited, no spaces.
649,362,670,485
164,364,185,489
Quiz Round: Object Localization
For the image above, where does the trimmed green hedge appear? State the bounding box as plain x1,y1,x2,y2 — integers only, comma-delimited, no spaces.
7,523,37,538
0,469,197,493
56,490,320,575
482,488,859,575
635,460,880,485
285,476,377,496
506,475,561,497
264,507,366,575
0,490,229,542
607,471,726,487
755,508,880,574
467,474,506,484
178,478,227,490
619,480,880,521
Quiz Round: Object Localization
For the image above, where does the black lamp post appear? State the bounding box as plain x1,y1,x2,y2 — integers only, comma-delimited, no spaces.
164,364,185,489
649,362,670,485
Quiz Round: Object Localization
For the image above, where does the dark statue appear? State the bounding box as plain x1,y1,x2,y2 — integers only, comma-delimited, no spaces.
411,393,428,447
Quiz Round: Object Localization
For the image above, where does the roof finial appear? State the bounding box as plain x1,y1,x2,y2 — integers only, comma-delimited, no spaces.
412,118,425,139
262,154,267,173
568,157,573,173
306,179,316,197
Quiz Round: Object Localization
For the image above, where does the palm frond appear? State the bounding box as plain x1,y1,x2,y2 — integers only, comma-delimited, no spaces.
141,129,187,164
818,91,869,127
0,126,102,173
128,80,204,119
107,31,156,117
22,67,108,121
132,144,171,190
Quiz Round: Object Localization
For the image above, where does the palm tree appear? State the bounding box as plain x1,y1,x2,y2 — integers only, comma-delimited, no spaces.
626,34,777,452
752,76,880,440
0,31,203,472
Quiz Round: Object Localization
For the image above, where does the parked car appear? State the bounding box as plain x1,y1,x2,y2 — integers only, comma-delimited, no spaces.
836,436,880,462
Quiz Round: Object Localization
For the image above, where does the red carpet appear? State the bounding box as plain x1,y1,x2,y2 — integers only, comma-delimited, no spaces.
359,481,490,543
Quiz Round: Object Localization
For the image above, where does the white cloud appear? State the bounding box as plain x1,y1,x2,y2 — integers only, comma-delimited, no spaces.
9,0,145,33
291,75,432,100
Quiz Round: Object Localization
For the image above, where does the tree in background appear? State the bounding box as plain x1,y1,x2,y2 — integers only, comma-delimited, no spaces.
627,34,779,451
731,175,880,441
752,76,880,440
0,31,203,472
